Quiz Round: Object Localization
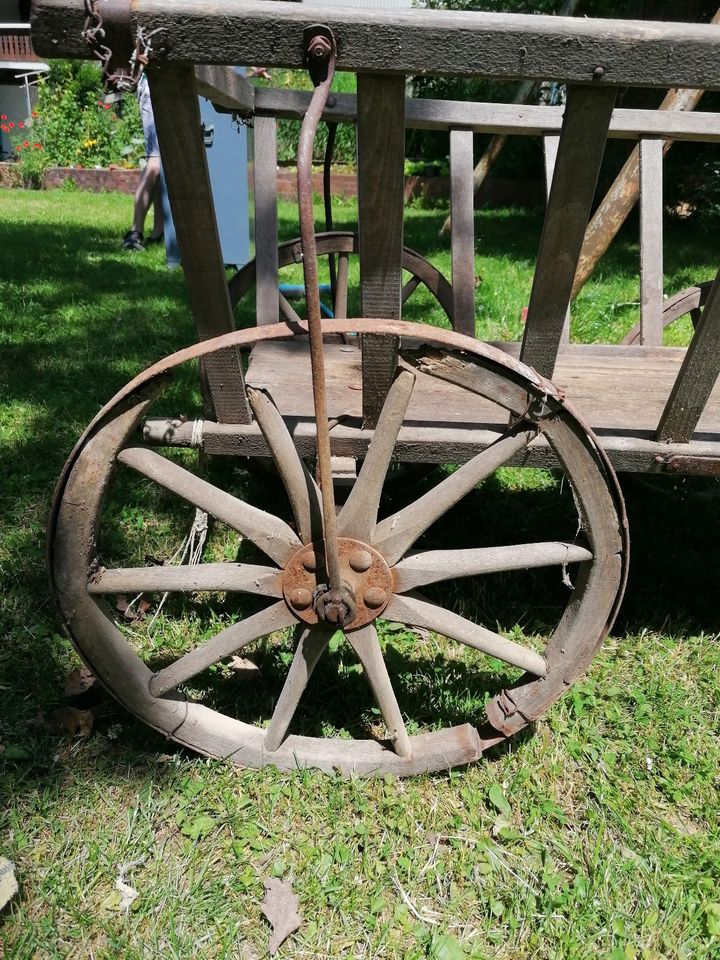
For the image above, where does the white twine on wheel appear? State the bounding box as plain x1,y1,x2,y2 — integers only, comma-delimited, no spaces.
189,419,204,448
148,507,209,631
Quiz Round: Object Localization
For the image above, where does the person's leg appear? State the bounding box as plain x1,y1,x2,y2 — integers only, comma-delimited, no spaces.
147,157,164,241
132,157,160,234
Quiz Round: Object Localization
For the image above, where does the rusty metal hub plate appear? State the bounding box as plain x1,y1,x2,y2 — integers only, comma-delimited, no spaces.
282,538,393,628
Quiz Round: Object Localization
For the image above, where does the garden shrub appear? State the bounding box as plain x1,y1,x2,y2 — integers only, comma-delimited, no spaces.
4,60,144,185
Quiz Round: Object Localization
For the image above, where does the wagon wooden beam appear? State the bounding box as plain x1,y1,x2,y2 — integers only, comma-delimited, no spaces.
251,88,720,143
520,84,616,378
31,0,720,89
656,270,720,443
357,73,405,427
438,0,581,237
569,8,720,301
193,64,254,115
148,65,251,423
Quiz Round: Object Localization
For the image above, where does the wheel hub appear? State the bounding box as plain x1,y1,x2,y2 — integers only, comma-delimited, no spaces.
282,538,393,628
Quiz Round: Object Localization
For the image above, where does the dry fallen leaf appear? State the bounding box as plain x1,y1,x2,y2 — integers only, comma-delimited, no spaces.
115,858,144,913
228,656,262,679
0,857,18,911
51,707,94,738
261,877,302,954
64,667,97,697
115,595,152,621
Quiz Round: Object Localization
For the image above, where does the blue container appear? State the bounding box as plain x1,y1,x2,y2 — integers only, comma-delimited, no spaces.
162,72,251,269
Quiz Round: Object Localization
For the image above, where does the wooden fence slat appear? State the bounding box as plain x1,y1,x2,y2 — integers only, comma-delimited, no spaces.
357,74,406,427
520,85,616,378
656,268,720,442
639,137,664,346
148,65,250,424
449,128,476,338
253,116,280,326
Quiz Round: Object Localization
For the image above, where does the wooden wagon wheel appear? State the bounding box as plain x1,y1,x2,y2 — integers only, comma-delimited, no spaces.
48,318,627,776
227,231,455,328
621,280,713,346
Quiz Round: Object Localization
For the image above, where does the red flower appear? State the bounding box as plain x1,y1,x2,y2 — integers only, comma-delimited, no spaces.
103,103,111,110
8,122,14,129
0,114,6,120
34,142,42,149
23,140,29,147
1,124,7,133
18,122,24,129
31,110,38,118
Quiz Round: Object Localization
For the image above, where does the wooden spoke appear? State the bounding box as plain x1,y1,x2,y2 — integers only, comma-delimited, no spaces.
393,541,593,593
278,292,303,326
89,562,283,597
347,623,412,757
264,623,335,752
401,274,422,305
118,447,301,567
247,388,323,544
338,370,416,541
385,594,547,677
149,600,295,697
373,426,535,566
334,251,350,320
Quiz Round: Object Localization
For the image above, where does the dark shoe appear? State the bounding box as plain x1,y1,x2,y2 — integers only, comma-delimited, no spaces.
146,232,164,245
122,229,145,251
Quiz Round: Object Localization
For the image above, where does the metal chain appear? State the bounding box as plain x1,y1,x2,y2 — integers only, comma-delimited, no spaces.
82,0,163,92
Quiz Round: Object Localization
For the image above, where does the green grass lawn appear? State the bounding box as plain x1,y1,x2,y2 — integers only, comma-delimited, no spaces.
1,188,720,959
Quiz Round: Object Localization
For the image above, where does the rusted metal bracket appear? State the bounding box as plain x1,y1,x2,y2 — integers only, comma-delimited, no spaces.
657,454,720,476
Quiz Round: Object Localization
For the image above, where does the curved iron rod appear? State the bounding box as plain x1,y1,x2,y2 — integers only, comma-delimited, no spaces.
297,32,342,591
323,121,338,304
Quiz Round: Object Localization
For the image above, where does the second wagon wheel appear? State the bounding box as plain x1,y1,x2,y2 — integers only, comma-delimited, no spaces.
48,317,628,776
228,231,455,329
622,280,714,345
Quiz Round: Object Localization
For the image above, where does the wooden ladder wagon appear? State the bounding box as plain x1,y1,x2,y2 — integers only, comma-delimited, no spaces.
32,1,720,776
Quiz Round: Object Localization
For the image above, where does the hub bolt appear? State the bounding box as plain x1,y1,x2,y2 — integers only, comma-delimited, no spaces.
289,587,313,610
363,587,387,609
349,550,372,573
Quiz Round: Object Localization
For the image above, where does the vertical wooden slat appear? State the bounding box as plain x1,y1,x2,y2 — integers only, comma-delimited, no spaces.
639,136,664,346
148,65,250,424
254,115,280,326
542,134,570,344
520,85,616,379
449,128,476,338
656,267,720,443
357,73,406,427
